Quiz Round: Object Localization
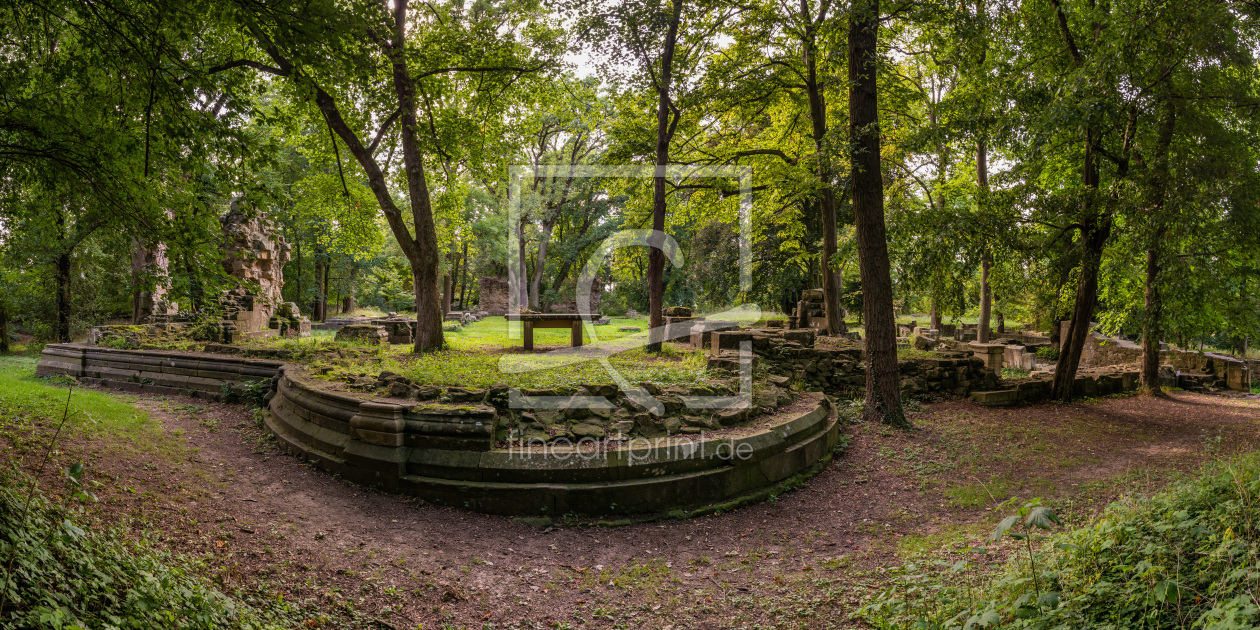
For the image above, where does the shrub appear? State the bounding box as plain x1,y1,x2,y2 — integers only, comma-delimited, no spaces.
0,472,299,629
219,379,272,407
856,452,1260,629
1035,346,1060,361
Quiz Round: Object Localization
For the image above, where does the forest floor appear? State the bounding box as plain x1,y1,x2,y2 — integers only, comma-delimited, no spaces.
3,353,1259,630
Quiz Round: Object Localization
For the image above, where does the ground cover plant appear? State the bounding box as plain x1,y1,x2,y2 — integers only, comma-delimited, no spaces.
857,451,1260,629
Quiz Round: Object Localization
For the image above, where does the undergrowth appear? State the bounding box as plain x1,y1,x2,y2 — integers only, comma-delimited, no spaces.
0,470,304,629
855,452,1260,629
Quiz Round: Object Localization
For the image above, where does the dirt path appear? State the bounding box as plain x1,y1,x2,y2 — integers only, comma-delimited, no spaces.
44,389,1260,629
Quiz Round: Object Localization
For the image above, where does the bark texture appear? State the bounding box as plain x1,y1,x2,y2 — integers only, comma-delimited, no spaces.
647,0,683,352
848,0,906,426
800,0,845,336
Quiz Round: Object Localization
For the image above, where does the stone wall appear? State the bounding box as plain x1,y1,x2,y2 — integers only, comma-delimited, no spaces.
37,344,283,398
548,278,604,314
706,328,1000,398
971,366,1142,406
38,344,844,517
1058,321,1254,392
267,367,841,516
478,277,510,315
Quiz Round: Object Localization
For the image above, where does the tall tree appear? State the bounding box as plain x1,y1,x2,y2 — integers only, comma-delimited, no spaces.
849,0,905,426
225,0,558,351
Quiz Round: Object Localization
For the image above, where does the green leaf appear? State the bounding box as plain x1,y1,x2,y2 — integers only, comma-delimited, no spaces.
989,515,1018,542
1026,507,1062,530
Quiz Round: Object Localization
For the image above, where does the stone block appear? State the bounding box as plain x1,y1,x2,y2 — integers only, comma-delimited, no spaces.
782,329,816,346
711,331,755,355
335,324,388,345
970,389,1019,406
688,320,739,348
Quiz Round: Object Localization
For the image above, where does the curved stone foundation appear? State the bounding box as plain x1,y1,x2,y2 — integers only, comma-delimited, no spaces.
266,366,840,516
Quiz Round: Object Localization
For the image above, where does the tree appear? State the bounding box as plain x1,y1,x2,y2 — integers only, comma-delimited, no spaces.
849,0,905,426
224,0,560,350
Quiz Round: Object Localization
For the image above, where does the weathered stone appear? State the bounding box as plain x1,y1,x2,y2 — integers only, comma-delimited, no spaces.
689,320,739,348
610,420,635,438
571,423,606,439
335,325,388,345
447,387,486,403
716,406,748,426
218,201,305,335
782,329,815,346
633,413,665,437
663,306,692,317
410,385,440,400
683,415,719,430
800,288,824,302
662,417,683,434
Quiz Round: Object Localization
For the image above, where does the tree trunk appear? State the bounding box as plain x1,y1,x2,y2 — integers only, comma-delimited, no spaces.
53,206,72,344
1140,99,1176,393
800,0,845,337
996,310,1005,334
978,257,992,342
56,250,71,343
320,260,330,320
442,259,453,316
517,219,529,312
976,137,992,344
647,0,684,353
930,299,941,331
458,241,470,311
849,0,906,426
342,264,357,315
1051,138,1108,400
0,301,8,353
530,234,549,311
311,257,325,322
1140,243,1163,392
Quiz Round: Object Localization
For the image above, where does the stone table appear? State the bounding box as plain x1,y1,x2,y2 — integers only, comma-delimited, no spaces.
507,313,597,350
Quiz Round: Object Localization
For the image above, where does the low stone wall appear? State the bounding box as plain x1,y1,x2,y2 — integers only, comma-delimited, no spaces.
1058,322,1254,392
37,344,283,398
706,328,1001,398
267,367,841,516
971,367,1141,406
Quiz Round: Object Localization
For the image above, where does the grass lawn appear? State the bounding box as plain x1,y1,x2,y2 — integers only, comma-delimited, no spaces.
309,316,718,389
0,355,171,456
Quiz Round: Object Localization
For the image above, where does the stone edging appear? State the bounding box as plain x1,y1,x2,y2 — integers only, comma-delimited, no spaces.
36,343,283,398
266,365,840,516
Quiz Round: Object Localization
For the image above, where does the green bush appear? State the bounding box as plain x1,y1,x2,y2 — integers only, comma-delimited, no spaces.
219,379,272,407
1035,345,1060,361
0,472,299,629
857,452,1260,629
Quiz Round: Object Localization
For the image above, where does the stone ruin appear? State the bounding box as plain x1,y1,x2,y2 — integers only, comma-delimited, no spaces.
213,201,310,341
131,239,178,323
793,289,827,330
478,277,510,316
90,201,309,348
